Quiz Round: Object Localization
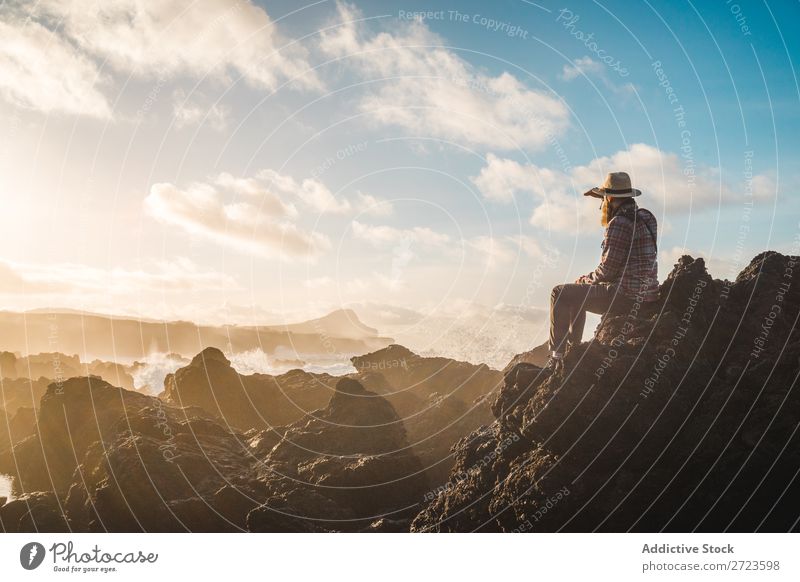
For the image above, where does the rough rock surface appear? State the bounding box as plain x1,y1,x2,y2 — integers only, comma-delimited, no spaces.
352,346,501,485
412,253,800,532
1,376,262,532
163,347,336,431
246,377,429,532
2,376,429,532
0,376,50,415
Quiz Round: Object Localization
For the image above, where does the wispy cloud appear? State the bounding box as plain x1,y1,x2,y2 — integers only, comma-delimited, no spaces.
258,169,352,215
0,19,111,117
0,0,321,117
145,174,330,261
351,220,450,247
0,257,239,296
319,2,569,150
172,90,231,130
560,56,636,97
472,144,776,235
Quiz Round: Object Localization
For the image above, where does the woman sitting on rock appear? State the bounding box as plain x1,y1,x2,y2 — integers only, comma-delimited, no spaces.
546,172,659,373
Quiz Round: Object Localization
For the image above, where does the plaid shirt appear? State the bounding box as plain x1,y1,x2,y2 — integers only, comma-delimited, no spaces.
580,208,659,301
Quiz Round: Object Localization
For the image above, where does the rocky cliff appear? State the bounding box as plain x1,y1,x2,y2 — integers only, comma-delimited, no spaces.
412,253,800,532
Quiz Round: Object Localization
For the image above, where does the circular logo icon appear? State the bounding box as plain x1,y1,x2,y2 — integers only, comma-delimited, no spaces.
20,542,46,570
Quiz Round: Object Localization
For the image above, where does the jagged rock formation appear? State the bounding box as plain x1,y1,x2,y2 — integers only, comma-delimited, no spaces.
352,345,501,485
1,375,428,532
247,377,429,532
502,341,549,373
163,347,336,431
163,345,501,488
0,376,258,532
0,406,36,459
412,253,800,532
0,376,53,415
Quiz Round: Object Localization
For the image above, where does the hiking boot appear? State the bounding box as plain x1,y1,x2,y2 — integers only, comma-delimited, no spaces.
543,354,564,375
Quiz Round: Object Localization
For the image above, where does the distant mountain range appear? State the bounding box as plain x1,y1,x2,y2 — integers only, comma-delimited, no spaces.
0,308,391,361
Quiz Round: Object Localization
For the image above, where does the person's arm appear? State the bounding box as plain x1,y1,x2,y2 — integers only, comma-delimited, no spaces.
583,217,634,284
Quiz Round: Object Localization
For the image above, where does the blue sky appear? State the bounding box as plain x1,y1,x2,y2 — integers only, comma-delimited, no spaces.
0,0,797,360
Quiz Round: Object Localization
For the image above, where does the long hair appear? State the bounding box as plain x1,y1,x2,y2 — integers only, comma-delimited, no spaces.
601,197,637,226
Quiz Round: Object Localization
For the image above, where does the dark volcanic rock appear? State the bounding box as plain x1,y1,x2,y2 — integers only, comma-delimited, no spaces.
352,346,501,487
247,377,428,532
1,376,263,532
0,376,50,415
0,492,69,533
164,347,335,431
3,373,430,533
413,253,800,532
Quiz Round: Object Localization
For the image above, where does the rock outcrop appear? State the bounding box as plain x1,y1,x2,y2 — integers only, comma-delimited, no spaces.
163,347,336,431
164,345,502,489
0,376,50,415
247,377,429,532
1,375,429,532
412,253,800,532
352,345,501,485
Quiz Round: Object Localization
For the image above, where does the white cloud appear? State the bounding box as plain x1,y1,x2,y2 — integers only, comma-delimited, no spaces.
0,257,239,296
33,0,321,90
560,56,636,96
472,143,776,235
319,2,569,150
351,220,450,247
355,192,394,216
0,19,111,117
0,0,320,117
145,176,330,260
258,169,352,214
173,90,230,130
146,170,394,259
467,234,546,267
560,56,605,81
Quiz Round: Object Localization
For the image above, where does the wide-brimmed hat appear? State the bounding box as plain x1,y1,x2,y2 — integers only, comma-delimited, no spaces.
583,171,642,198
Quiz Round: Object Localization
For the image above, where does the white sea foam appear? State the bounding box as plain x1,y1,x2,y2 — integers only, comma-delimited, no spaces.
132,349,356,395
